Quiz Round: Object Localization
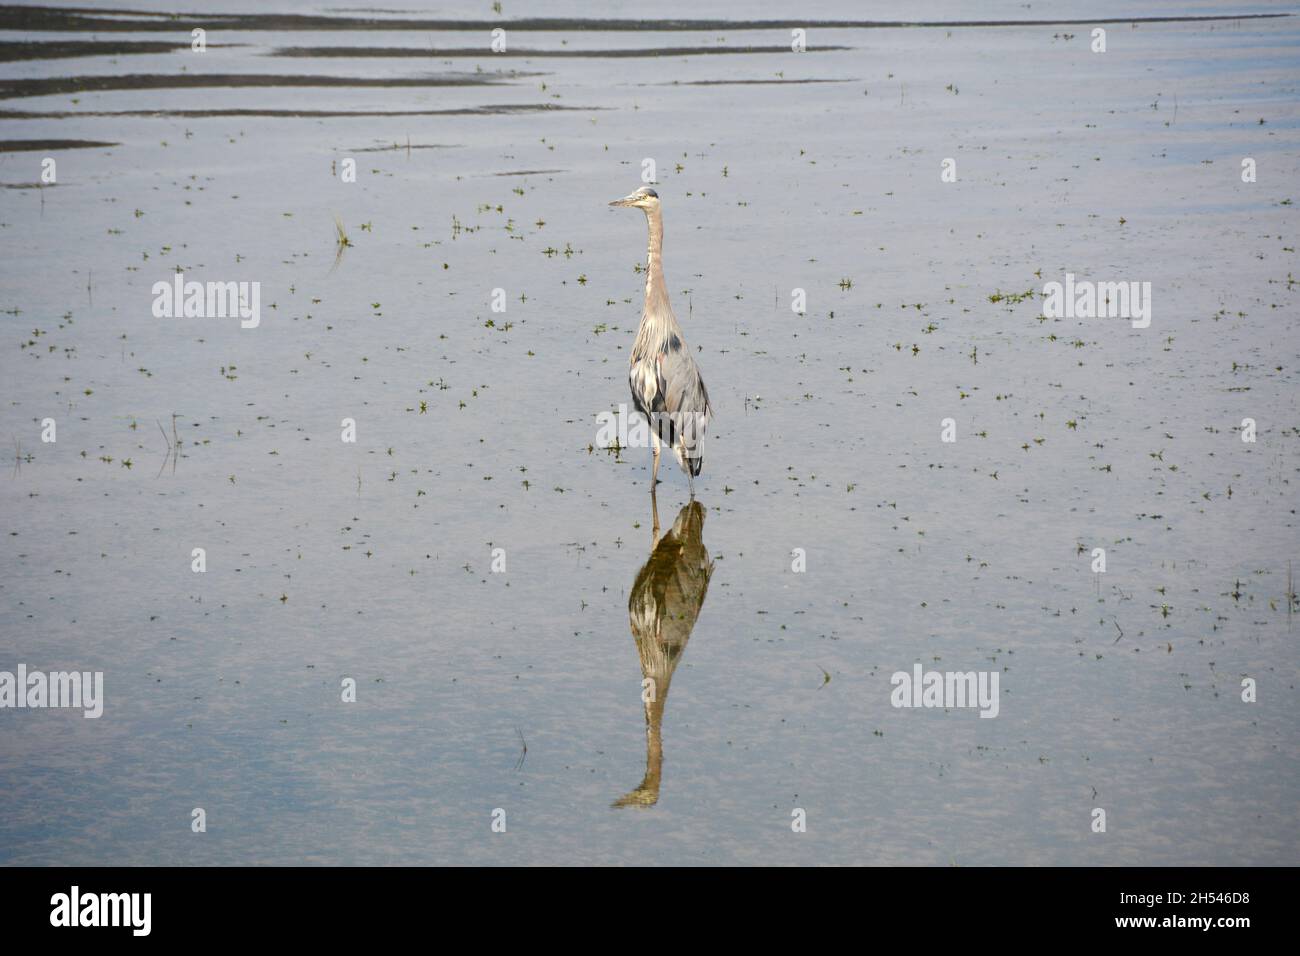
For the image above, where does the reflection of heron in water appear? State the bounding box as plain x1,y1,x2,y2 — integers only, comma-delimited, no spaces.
613,499,714,808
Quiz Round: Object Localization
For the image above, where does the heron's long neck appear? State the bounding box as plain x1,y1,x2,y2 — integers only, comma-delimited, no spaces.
644,209,670,313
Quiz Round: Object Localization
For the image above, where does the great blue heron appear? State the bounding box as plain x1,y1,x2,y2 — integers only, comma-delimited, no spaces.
613,500,713,808
609,186,713,496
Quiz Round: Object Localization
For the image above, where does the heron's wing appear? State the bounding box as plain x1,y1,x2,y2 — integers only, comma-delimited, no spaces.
661,345,711,415
656,346,711,458
628,357,658,420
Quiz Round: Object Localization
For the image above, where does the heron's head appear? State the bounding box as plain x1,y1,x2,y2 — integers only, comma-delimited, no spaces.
608,186,660,211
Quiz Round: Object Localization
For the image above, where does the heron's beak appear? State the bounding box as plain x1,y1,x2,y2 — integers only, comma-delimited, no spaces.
608,195,637,207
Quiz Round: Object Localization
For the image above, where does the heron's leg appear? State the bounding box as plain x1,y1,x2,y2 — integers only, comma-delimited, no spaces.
650,431,661,487
650,486,661,545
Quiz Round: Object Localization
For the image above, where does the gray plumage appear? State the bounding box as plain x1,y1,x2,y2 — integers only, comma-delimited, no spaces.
609,186,713,493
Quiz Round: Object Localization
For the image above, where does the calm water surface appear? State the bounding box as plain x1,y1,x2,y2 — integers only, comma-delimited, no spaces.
0,0,1297,865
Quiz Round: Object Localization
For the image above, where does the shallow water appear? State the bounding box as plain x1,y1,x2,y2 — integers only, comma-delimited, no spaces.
0,1,1297,866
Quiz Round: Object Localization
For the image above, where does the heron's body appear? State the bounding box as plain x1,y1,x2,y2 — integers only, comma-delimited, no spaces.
610,187,712,493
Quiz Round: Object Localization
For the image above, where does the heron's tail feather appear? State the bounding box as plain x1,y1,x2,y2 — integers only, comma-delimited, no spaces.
654,409,706,479
674,441,704,477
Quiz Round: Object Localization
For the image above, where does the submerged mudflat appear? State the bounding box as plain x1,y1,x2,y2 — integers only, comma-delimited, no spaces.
0,2,1296,866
